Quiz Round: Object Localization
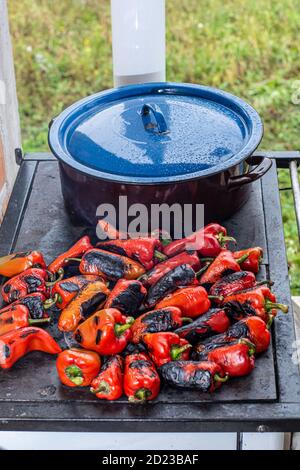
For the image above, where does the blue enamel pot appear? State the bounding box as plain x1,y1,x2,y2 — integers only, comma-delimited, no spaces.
48,82,271,229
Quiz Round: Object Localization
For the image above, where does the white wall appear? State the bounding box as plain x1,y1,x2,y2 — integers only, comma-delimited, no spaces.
0,0,21,221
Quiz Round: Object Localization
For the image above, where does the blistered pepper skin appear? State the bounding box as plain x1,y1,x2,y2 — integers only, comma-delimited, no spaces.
131,307,183,344
90,355,124,400
79,249,145,281
159,360,227,392
175,308,230,344
124,352,160,403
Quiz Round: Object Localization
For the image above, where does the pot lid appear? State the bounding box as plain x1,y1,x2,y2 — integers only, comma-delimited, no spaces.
48,83,263,184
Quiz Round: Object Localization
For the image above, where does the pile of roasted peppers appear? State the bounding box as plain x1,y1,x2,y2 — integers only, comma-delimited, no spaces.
0,222,288,403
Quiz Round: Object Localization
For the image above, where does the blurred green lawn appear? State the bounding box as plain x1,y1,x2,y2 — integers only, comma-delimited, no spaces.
8,0,300,292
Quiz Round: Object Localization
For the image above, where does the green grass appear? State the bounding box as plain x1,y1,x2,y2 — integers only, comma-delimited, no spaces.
8,0,300,292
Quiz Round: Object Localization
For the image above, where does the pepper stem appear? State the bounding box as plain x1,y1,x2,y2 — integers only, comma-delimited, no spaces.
115,318,134,337
46,268,65,286
65,365,84,386
195,264,210,278
64,257,82,263
181,317,193,324
170,343,192,360
265,300,289,314
200,257,214,263
129,388,152,403
214,373,229,383
28,318,51,326
236,253,249,264
90,380,111,395
154,250,167,261
43,293,60,310
267,314,274,329
217,233,237,246
208,295,224,301
239,338,256,356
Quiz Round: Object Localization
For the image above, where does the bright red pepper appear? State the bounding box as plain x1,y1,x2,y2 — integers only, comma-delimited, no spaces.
145,264,198,308
209,271,257,302
234,247,263,274
0,327,61,369
163,223,235,258
139,251,201,288
159,360,228,392
0,304,50,336
105,279,147,316
175,308,231,344
195,340,256,377
58,280,110,332
48,236,93,274
97,237,164,270
77,249,145,281
223,285,288,324
1,267,65,304
200,250,247,286
131,307,184,344
56,348,101,387
143,332,191,367
155,286,214,319
9,292,51,320
203,316,271,354
74,308,133,355
0,251,46,278
90,355,123,400
51,275,102,309
124,352,160,403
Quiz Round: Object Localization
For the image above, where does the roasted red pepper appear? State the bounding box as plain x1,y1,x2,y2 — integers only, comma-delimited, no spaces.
1,268,64,304
9,292,51,320
48,236,93,274
0,251,46,278
96,219,127,240
105,279,147,316
223,285,288,324
74,308,133,355
163,223,235,258
193,340,256,377
124,352,160,402
58,280,110,332
155,286,215,319
175,308,231,344
0,327,61,369
51,275,102,309
145,264,197,308
143,332,191,367
209,271,257,302
234,247,263,274
200,250,248,287
131,307,184,344
200,316,271,354
77,249,145,281
0,304,50,335
97,237,164,270
90,355,123,400
159,360,228,392
139,251,201,288
56,348,101,387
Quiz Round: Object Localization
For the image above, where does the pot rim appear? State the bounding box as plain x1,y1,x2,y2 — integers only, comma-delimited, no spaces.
48,82,264,185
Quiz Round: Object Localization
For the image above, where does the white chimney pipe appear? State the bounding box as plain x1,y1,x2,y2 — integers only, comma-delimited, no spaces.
111,0,166,87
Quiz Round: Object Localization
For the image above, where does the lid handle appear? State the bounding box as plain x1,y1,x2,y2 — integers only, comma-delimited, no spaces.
140,103,169,135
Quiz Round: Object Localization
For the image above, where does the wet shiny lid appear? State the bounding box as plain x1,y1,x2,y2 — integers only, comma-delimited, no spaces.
48,83,263,183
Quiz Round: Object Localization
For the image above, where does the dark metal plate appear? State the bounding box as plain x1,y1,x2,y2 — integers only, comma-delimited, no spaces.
0,154,299,431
